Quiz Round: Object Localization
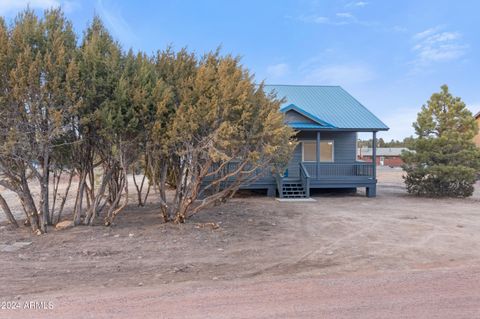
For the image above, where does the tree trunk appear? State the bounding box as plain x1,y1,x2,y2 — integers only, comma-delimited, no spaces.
40,150,50,231
50,169,62,222
143,182,151,205
18,173,40,232
86,165,95,210
132,172,147,206
159,162,170,222
55,170,74,224
0,193,18,227
173,203,188,224
73,170,87,225
84,167,113,225
104,151,129,226
20,191,40,233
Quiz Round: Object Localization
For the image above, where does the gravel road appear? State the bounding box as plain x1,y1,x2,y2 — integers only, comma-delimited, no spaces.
2,265,480,319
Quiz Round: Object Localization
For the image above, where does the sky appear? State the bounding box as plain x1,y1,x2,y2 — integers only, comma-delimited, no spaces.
1,0,479,141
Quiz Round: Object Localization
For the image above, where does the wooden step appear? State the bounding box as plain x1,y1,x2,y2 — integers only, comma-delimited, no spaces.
279,180,308,199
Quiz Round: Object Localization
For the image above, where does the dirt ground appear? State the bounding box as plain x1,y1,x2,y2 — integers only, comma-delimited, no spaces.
1,167,480,318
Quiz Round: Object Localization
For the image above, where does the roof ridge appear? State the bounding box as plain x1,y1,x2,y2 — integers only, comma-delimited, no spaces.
264,84,342,88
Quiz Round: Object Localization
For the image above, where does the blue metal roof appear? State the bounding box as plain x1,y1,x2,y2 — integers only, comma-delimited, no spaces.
264,85,389,131
288,122,326,129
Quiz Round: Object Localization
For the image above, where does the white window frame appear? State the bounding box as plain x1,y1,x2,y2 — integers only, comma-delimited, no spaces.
301,140,335,162
320,140,335,162
301,141,316,162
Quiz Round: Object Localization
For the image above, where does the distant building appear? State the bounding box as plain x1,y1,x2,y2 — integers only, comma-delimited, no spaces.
474,112,480,147
357,147,407,167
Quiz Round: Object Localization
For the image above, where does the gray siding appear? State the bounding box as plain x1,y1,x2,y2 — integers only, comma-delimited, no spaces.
295,131,357,163
285,110,317,124
202,130,375,195
238,130,359,186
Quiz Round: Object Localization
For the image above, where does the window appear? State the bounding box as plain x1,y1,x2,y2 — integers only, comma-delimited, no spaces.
302,140,335,162
320,141,334,162
302,141,317,162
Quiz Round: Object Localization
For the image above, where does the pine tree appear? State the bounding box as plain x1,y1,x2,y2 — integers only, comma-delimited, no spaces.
402,85,480,197
378,138,385,147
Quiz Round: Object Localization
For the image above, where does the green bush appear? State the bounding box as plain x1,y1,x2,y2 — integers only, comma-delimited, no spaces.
403,165,476,197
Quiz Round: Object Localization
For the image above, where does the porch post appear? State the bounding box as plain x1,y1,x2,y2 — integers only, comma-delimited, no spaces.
316,131,321,179
372,131,377,179
365,131,378,198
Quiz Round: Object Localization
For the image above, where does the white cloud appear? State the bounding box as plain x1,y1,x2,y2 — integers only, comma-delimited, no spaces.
301,63,376,86
298,13,352,25
266,63,290,80
411,26,468,66
297,14,330,24
336,12,354,19
346,1,369,7
0,0,76,14
295,12,376,27
413,27,439,40
96,0,136,47
311,16,329,24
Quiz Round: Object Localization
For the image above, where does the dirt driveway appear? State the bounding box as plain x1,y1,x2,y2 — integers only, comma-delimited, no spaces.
1,167,480,318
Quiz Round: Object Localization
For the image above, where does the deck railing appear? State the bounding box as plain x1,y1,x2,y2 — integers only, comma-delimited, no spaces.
205,161,374,187
205,162,266,181
299,163,311,197
301,162,374,179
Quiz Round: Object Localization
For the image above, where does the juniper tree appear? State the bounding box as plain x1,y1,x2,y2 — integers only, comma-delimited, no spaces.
37,8,77,228
147,48,198,222
402,85,480,197
0,18,16,227
49,47,82,224
127,52,157,206
98,50,148,225
0,9,77,232
73,16,122,225
0,9,295,231
0,10,44,232
160,51,294,223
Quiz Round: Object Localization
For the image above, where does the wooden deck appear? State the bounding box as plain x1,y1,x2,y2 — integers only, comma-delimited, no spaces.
300,162,374,179
202,161,378,198
275,162,377,198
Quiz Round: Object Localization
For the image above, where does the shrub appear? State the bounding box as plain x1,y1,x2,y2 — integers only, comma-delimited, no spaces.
403,165,476,197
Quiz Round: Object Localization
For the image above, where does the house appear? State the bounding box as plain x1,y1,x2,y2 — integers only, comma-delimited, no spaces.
234,85,389,198
357,147,407,167
474,112,480,147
